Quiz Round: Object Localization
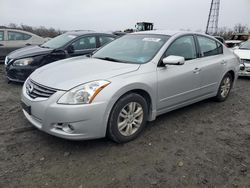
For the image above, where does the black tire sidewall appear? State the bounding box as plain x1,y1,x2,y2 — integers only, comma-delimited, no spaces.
107,93,148,143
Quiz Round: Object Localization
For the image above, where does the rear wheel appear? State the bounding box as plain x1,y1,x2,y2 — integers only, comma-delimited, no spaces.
107,93,148,143
214,73,233,102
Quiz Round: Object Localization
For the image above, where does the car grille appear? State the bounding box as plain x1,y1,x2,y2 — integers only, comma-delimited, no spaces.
26,79,58,99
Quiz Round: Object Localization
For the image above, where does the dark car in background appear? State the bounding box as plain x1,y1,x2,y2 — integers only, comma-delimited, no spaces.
0,28,47,62
5,31,117,82
214,36,225,45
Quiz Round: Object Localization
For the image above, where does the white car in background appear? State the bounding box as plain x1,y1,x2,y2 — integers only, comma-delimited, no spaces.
0,28,48,62
234,40,250,76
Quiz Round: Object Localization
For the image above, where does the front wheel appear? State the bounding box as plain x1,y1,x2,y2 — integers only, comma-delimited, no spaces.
214,73,233,102
107,93,148,143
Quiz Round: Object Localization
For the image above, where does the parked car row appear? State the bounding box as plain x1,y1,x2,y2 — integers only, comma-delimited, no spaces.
5,31,117,82
19,30,240,143
225,33,250,48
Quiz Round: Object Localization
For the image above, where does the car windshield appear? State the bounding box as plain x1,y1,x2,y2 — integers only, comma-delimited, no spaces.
239,41,250,50
92,34,169,64
41,33,77,49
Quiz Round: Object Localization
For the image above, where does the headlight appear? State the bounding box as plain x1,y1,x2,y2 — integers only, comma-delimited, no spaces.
4,56,8,65
13,58,34,66
57,80,110,104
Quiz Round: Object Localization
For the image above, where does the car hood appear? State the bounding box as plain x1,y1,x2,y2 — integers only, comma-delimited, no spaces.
8,45,53,59
234,49,250,60
30,57,140,90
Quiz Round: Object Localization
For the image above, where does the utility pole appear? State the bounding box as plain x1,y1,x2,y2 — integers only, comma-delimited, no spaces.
206,0,220,35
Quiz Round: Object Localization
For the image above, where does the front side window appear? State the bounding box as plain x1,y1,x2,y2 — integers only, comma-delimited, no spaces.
197,36,223,57
72,36,96,50
93,34,169,64
8,31,31,41
0,31,4,41
165,35,197,60
99,36,115,46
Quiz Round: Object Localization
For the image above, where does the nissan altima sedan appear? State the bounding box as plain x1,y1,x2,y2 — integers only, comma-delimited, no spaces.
21,30,240,143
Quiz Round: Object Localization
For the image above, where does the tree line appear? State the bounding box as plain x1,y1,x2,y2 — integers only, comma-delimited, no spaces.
0,23,64,38
215,23,249,40
0,23,249,40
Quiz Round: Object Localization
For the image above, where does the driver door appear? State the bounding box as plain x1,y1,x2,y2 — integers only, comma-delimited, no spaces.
157,35,201,112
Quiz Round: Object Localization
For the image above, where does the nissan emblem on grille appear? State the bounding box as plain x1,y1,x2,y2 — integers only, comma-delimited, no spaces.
26,79,57,99
27,82,34,94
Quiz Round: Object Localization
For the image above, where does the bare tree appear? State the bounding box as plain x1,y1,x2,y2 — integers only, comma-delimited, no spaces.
234,23,249,33
4,23,63,38
215,27,234,40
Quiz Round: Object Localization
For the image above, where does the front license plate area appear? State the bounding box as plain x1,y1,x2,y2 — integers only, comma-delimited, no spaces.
21,101,31,115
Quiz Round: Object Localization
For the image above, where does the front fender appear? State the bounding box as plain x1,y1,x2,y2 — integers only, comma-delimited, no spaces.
98,77,157,134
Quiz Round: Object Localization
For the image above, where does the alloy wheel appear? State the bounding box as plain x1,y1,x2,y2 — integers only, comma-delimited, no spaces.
117,102,144,136
220,76,231,98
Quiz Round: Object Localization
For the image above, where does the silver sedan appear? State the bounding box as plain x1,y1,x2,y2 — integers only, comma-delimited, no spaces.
21,30,240,143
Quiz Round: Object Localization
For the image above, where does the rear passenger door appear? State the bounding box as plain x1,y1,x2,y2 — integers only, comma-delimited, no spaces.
70,36,97,57
195,35,226,95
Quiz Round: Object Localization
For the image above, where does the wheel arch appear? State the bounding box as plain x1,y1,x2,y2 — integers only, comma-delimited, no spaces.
224,69,237,88
227,70,235,82
104,83,157,132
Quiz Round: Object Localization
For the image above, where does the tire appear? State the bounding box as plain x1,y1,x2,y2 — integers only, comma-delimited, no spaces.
107,93,148,143
214,73,233,102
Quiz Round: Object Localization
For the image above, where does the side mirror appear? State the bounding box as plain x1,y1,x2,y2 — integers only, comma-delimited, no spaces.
51,49,66,56
162,55,185,65
67,45,75,54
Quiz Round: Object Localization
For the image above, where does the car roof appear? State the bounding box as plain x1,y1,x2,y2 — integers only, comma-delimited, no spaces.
0,28,37,35
65,30,115,36
133,30,203,36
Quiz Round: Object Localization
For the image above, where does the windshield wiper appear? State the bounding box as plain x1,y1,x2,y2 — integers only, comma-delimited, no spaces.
95,57,126,63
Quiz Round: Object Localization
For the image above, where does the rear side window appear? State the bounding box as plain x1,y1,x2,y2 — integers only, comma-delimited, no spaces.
8,31,32,41
165,35,197,60
72,36,96,50
99,36,115,46
197,36,223,57
0,31,4,41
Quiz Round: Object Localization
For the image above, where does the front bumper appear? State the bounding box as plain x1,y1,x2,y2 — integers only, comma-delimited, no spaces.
21,84,109,140
239,63,250,77
5,64,35,82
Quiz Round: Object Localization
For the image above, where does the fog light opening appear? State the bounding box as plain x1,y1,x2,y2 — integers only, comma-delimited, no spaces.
62,123,75,133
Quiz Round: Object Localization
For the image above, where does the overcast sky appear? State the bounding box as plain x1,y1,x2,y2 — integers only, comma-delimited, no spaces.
1,0,249,32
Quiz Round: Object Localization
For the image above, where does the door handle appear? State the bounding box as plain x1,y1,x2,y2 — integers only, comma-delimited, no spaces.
221,60,227,65
25,43,31,46
193,67,201,74
0,44,3,46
